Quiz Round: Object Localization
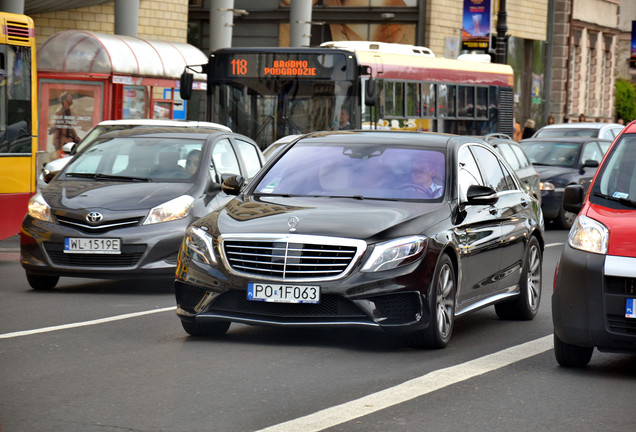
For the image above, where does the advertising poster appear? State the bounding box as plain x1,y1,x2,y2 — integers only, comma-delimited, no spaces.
461,0,491,52
631,21,636,68
39,81,103,159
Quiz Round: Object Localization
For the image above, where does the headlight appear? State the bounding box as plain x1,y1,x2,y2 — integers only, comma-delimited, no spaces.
539,181,555,191
568,215,608,254
27,193,52,222
361,236,428,272
143,195,194,225
183,226,217,265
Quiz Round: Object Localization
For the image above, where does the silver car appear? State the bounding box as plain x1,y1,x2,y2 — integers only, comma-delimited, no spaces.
532,122,624,141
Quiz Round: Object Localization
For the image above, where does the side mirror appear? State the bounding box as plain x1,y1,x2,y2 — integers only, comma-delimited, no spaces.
466,184,499,206
221,175,244,196
581,159,599,169
61,142,76,155
180,71,193,100
42,168,58,184
563,184,585,214
364,77,377,107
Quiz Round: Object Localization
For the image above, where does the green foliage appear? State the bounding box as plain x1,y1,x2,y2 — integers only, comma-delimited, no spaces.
615,79,636,123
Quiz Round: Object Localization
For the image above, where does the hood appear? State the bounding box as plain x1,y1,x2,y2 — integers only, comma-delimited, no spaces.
207,195,449,241
585,203,636,258
43,180,192,211
533,165,577,185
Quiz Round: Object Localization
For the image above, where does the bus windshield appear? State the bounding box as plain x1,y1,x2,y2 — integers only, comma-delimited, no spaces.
209,50,357,148
0,44,32,154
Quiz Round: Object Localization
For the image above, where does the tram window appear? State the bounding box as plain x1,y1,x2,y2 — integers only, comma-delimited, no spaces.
422,83,435,117
438,84,456,117
405,82,419,116
384,81,404,117
476,87,488,118
457,86,474,117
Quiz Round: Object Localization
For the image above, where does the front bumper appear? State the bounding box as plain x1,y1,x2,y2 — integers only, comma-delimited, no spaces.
174,248,440,334
20,215,190,280
552,245,636,352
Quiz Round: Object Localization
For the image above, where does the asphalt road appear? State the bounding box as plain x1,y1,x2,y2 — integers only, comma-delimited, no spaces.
1,229,635,432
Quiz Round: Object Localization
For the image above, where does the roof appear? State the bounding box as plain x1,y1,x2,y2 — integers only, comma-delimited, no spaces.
538,122,623,130
96,119,231,132
37,30,207,79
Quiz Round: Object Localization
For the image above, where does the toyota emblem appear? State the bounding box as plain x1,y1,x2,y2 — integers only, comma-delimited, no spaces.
287,216,299,232
86,211,103,223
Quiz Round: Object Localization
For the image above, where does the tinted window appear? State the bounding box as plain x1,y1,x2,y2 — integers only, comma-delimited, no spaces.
212,139,241,176
254,143,445,200
510,144,530,168
471,145,511,192
495,142,520,170
235,139,262,178
458,145,483,201
581,141,603,164
521,141,580,168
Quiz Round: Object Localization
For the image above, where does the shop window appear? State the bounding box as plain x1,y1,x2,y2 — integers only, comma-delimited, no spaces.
476,87,488,118
123,85,146,119
438,84,455,117
457,86,474,117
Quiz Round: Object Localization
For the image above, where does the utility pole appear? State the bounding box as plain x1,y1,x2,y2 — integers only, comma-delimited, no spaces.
495,0,508,64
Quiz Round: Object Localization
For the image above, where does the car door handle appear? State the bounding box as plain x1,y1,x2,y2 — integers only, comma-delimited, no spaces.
489,206,499,215
520,199,529,207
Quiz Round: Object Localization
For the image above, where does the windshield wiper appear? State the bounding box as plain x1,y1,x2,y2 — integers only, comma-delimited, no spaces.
66,172,151,182
594,192,636,208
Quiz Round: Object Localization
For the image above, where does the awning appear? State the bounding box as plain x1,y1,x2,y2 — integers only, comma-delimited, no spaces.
37,30,208,79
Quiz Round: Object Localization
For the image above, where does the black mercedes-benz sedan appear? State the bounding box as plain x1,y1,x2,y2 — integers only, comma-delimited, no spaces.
174,131,545,348
21,127,263,290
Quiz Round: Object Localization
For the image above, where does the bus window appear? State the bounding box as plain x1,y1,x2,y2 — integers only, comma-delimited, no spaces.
422,83,435,117
438,84,456,117
406,82,419,117
384,81,403,117
457,86,474,118
476,87,488,118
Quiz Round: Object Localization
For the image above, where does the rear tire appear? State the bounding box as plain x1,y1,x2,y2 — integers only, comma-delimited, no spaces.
408,254,456,349
495,237,542,320
26,273,59,290
181,320,230,337
554,333,593,368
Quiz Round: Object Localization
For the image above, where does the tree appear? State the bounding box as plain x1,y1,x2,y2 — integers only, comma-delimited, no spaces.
615,79,636,123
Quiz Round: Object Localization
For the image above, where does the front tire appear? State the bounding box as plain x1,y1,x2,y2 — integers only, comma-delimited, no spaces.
409,254,456,349
181,320,230,337
26,273,59,290
495,236,542,320
554,333,593,367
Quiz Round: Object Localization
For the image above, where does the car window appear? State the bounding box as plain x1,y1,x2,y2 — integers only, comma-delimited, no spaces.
212,139,241,177
598,140,611,154
458,145,483,201
235,139,262,178
611,127,624,138
520,141,580,168
594,134,636,202
510,144,530,169
254,143,445,200
496,142,520,170
471,145,512,192
581,141,603,164
599,129,614,140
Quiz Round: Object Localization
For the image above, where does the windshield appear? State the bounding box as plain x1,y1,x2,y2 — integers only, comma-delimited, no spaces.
534,128,597,138
0,45,32,154
64,136,204,182
254,142,446,200
520,141,580,168
591,134,636,207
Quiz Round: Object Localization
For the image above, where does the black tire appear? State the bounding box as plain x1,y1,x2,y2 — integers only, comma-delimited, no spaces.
181,320,230,337
554,333,593,368
557,205,576,230
495,236,542,320
26,273,59,290
409,254,456,349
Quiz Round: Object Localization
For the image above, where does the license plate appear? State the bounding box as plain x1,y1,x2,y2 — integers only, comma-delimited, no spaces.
247,282,320,304
626,298,636,319
64,238,121,254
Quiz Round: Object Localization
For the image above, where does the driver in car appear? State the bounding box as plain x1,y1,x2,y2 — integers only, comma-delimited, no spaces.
409,158,443,198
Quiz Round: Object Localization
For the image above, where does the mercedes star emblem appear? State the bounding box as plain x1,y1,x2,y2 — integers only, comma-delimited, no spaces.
287,216,299,232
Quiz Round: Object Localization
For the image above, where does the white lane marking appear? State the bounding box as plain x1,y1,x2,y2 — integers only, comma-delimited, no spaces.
545,242,564,248
256,335,553,432
0,306,176,339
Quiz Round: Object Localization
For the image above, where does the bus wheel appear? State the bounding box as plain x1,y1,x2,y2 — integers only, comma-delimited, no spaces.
26,273,59,290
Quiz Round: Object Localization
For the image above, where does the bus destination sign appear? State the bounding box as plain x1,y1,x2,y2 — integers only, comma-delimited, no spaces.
222,53,341,79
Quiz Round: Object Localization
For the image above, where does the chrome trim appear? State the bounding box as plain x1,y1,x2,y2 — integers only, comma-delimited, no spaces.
455,291,518,316
196,313,381,328
605,256,636,278
56,218,140,230
218,233,368,282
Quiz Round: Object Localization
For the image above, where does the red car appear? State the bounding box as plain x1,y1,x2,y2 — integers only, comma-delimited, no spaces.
552,120,636,367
